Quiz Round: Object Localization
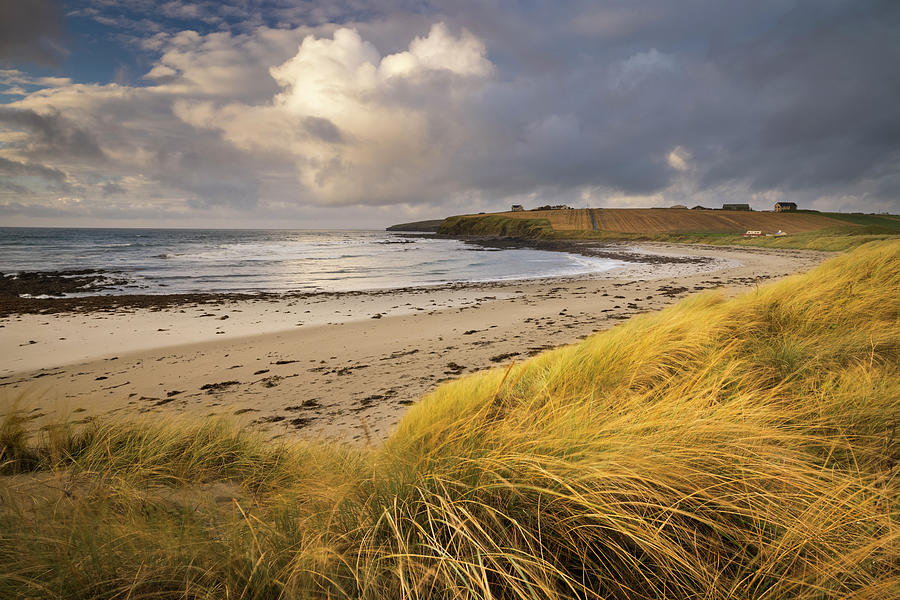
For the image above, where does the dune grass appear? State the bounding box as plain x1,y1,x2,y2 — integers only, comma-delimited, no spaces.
2,240,899,599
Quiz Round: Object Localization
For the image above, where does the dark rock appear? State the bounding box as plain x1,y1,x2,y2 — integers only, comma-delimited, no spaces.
200,380,240,393
489,352,519,363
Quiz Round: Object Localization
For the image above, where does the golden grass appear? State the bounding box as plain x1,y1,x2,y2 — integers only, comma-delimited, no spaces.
493,208,852,234
2,240,899,599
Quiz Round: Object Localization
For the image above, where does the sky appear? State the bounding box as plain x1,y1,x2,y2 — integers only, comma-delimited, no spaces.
1,0,898,229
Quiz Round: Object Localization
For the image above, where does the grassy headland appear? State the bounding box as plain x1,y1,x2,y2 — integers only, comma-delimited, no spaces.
439,213,554,238
2,240,899,598
385,219,445,232
437,210,900,251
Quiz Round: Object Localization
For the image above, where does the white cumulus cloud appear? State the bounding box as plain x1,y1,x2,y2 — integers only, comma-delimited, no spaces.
179,23,495,205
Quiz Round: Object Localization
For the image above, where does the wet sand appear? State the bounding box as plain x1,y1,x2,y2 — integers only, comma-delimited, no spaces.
0,243,827,443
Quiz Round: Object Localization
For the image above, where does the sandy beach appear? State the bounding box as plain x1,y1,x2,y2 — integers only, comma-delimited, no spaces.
0,243,827,443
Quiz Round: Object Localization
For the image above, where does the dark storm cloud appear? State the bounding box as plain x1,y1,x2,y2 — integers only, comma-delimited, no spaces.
427,0,900,208
683,0,900,192
0,107,105,160
0,0,67,66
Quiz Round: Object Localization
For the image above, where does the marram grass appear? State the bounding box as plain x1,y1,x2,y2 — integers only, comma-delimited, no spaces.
2,240,898,599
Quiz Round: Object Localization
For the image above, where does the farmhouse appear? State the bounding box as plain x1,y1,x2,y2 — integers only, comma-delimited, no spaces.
774,202,798,212
510,204,524,212
743,230,763,237
722,203,751,211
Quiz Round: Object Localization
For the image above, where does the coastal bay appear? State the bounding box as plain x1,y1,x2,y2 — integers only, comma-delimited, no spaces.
3,6,896,594
1,242,826,443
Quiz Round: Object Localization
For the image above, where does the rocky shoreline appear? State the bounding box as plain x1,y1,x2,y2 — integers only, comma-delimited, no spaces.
0,238,713,316
0,269,131,299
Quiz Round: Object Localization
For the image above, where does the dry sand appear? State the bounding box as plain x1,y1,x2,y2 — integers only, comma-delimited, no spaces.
0,243,827,443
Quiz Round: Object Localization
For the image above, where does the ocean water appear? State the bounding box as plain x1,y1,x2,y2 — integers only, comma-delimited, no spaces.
0,228,625,296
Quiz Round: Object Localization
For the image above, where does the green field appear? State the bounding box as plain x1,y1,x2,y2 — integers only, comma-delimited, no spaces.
798,210,900,229
2,240,898,599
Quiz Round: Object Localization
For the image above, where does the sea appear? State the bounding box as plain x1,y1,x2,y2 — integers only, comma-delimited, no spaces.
0,228,626,296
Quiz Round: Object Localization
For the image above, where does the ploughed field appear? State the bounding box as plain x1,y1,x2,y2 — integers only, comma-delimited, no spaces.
494,208,851,233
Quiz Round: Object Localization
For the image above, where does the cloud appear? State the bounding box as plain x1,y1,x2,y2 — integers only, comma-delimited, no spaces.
73,0,433,35
301,117,347,144
101,181,124,196
1,69,72,92
3,2,900,227
140,27,309,99
0,107,105,160
1,85,27,96
0,0,67,66
0,23,315,216
611,48,677,89
378,22,493,78
667,147,691,172
0,156,66,179
174,23,494,205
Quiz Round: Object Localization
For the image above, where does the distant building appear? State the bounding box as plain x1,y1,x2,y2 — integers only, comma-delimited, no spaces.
722,203,751,211
670,204,687,209
743,230,763,237
691,205,710,210
510,204,524,212
774,202,797,212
